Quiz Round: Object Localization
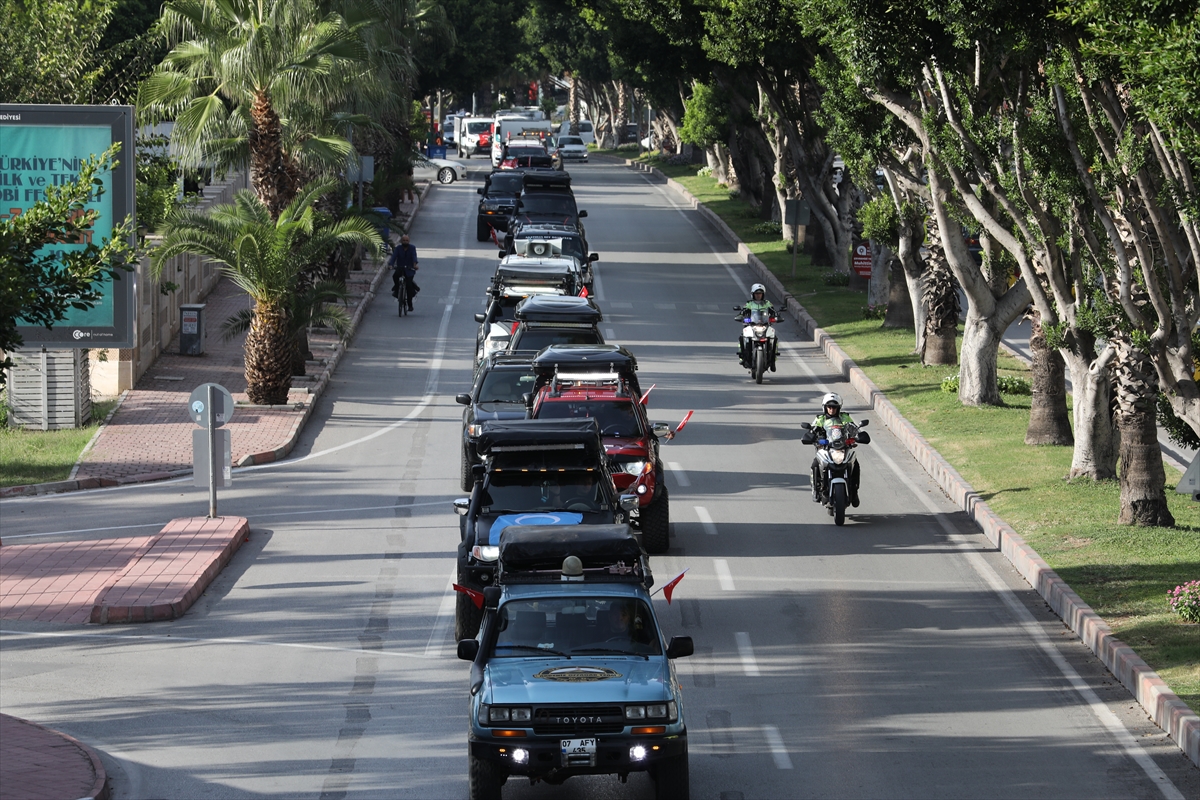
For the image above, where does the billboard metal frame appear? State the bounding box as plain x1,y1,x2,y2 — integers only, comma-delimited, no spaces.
1,104,137,349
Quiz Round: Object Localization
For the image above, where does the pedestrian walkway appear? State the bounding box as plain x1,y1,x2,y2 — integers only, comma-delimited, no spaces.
0,714,108,800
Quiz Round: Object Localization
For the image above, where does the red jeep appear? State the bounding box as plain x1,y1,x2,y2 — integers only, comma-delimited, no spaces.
527,345,672,553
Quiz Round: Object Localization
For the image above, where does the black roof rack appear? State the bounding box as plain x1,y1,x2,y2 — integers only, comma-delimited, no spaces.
476,418,602,455
483,352,535,369
515,295,602,324
523,169,572,190
493,261,576,280
498,524,649,585
532,345,637,376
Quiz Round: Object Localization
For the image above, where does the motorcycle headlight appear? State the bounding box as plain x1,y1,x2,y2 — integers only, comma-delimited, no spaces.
752,325,767,336
830,449,846,464
620,460,649,476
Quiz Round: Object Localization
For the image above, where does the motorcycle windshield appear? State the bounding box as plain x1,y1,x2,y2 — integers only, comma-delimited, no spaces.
747,309,770,324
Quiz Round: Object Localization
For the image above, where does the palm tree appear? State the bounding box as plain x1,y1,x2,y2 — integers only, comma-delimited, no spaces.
154,181,380,404
139,0,370,217
220,279,353,377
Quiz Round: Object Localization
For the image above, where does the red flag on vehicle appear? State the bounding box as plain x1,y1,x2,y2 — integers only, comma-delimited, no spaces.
453,583,485,609
659,569,688,604
489,226,500,247
579,286,589,298
674,410,694,434
639,384,656,405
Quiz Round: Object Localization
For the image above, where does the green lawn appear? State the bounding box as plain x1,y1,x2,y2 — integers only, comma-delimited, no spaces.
0,399,117,487
638,154,1200,713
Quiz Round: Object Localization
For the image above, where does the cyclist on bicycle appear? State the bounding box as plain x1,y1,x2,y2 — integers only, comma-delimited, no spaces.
389,234,420,311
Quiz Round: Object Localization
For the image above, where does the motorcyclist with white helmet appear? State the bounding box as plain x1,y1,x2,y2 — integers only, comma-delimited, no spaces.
738,283,776,370
809,392,860,506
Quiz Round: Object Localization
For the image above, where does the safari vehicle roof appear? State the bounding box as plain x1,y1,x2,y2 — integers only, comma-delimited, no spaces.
515,295,602,324
532,345,637,378
498,524,647,584
522,169,572,190
494,258,578,279
476,418,602,456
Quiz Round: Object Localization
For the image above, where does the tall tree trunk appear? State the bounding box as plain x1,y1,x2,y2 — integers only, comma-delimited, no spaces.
244,301,294,405
1063,349,1119,479
569,75,580,135
921,245,959,366
1113,336,1174,526
615,81,628,146
883,258,914,329
1025,310,1073,445
868,242,891,308
249,90,296,218
706,144,730,185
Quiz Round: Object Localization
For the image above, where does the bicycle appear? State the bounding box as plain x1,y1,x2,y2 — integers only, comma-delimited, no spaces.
396,273,408,317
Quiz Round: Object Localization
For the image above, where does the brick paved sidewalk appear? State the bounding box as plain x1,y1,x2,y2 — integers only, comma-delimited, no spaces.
0,714,108,800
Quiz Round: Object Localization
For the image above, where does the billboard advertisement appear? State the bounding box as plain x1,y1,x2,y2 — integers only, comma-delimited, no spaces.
0,104,136,348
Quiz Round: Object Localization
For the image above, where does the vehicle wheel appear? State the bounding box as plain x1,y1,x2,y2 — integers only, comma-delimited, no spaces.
397,281,407,317
461,443,474,492
476,220,490,242
456,590,484,641
753,348,765,384
640,483,670,554
652,747,689,800
468,752,504,800
832,483,847,526
438,167,455,184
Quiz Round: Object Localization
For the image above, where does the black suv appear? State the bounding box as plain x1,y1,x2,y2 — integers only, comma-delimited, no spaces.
505,223,597,289
476,171,525,242
508,295,605,354
452,418,637,638
455,353,536,491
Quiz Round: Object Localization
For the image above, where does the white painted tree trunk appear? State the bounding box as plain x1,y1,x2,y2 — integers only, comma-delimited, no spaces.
958,312,1004,406
1063,350,1118,480
868,242,891,308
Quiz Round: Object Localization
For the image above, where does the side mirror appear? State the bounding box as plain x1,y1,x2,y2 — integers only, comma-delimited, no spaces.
666,636,694,659
578,209,588,218
476,188,483,194
732,305,742,310
453,498,470,516
856,431,871,444
455,393,472,405
483,586,502,608
800,435,815,446
474,313,486,323
471,463,487,477
457,639,480,661
588,253,599,262
652,423,670,437
858,419,869,428
498,249,507,258
619,494,639,512
522,392,533,406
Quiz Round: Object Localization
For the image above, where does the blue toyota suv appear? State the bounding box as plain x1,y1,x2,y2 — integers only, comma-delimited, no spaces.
458,524,692,800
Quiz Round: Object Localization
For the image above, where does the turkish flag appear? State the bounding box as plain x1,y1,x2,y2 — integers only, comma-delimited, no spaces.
660,569,688,605
579,286,589,298
453,583,485,609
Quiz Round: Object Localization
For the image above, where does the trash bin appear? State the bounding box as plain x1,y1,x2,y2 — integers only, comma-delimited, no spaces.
180,304,205,356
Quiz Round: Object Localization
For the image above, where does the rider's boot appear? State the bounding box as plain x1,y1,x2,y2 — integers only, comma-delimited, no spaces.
810,463,823,503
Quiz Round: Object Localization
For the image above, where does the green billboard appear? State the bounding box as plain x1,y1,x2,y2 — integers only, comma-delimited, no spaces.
1,104,136,348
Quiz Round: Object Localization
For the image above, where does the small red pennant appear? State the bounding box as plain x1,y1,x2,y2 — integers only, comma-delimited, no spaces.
453,583,485,609
660,569,688,605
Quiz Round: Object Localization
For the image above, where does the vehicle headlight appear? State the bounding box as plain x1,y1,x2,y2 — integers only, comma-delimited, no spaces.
668,700,678,721
646,704,668,718
624,705,646,720
830,449,846,464
488,706,531,724
472,545,500,562
620,460,648,476
467,423,482,437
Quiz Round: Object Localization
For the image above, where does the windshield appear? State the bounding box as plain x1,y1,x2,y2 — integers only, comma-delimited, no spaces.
492,597,661,658
746,308,772,324
468,122,492,134
478,370,536,403
513,328,602,351
519,194,578,217
486,175,524,195
485,471,607,513
579,122,593,132
559,136,584,146
537,400,643,438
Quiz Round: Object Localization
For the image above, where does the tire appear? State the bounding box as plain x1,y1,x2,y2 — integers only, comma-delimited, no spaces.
397,280,407,317
468,752,504,800
456,590,484,641
652,747,689,800
753,348,765,384
461,443,474,492
832,483,847,526
640,483,670,554
438,167,455,184
477,219,490,242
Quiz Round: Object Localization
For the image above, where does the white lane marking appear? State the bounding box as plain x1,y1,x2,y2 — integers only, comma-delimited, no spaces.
762,725,793,769
4,204,474,505
605,327,616,340
734,631,760,677
0,629,430,659
591,262,605,301
713,559,736,591
694,505,717,535
2,500,452,540
424,575,458,658
783,339,1184,799
668,461,690,487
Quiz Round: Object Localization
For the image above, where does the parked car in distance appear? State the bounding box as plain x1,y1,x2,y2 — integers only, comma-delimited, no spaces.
412,152,466,184
556,135,589,162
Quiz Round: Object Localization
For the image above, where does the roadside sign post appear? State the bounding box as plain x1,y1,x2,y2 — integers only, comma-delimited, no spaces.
189,383,234,518
785,199,810,278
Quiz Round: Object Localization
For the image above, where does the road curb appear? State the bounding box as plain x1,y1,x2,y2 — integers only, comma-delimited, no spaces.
0,713,109,800
626,158,1200,768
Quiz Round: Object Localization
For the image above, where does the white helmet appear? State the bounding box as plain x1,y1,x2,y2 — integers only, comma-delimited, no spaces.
821,392,843,413
751,283,766,297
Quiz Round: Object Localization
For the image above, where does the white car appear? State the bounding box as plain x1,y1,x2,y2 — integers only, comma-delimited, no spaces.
413,152,466,184
555,135,589,162
557,119,595,145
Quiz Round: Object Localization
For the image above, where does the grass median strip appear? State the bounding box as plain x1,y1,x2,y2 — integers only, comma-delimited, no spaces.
637,154,1200,713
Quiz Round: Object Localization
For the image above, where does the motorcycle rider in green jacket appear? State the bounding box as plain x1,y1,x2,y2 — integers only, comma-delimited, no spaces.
809,392,860,506
738,283,775,368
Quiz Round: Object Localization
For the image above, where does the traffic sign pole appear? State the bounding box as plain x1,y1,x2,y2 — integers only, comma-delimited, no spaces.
207,383,218,518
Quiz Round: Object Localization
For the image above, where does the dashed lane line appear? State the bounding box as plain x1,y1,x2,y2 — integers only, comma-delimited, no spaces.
762,725,794,770
734,631,760,677
713,559,736,591
668,461,691,487
694,505,718,535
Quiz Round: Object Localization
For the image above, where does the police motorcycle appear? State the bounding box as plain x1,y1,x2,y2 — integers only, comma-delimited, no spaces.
733,304,781,384
801,416,871,526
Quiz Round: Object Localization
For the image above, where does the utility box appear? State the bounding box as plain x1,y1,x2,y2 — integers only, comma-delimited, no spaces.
180,304,205,356
5,349,92,430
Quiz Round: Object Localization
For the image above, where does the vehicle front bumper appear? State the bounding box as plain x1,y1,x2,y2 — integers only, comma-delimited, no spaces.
469,730,686,777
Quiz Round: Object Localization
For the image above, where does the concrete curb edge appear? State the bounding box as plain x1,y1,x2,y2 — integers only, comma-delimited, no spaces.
626,158,1200,768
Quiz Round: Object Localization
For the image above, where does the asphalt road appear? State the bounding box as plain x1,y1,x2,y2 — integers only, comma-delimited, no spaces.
2,160,1197,799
